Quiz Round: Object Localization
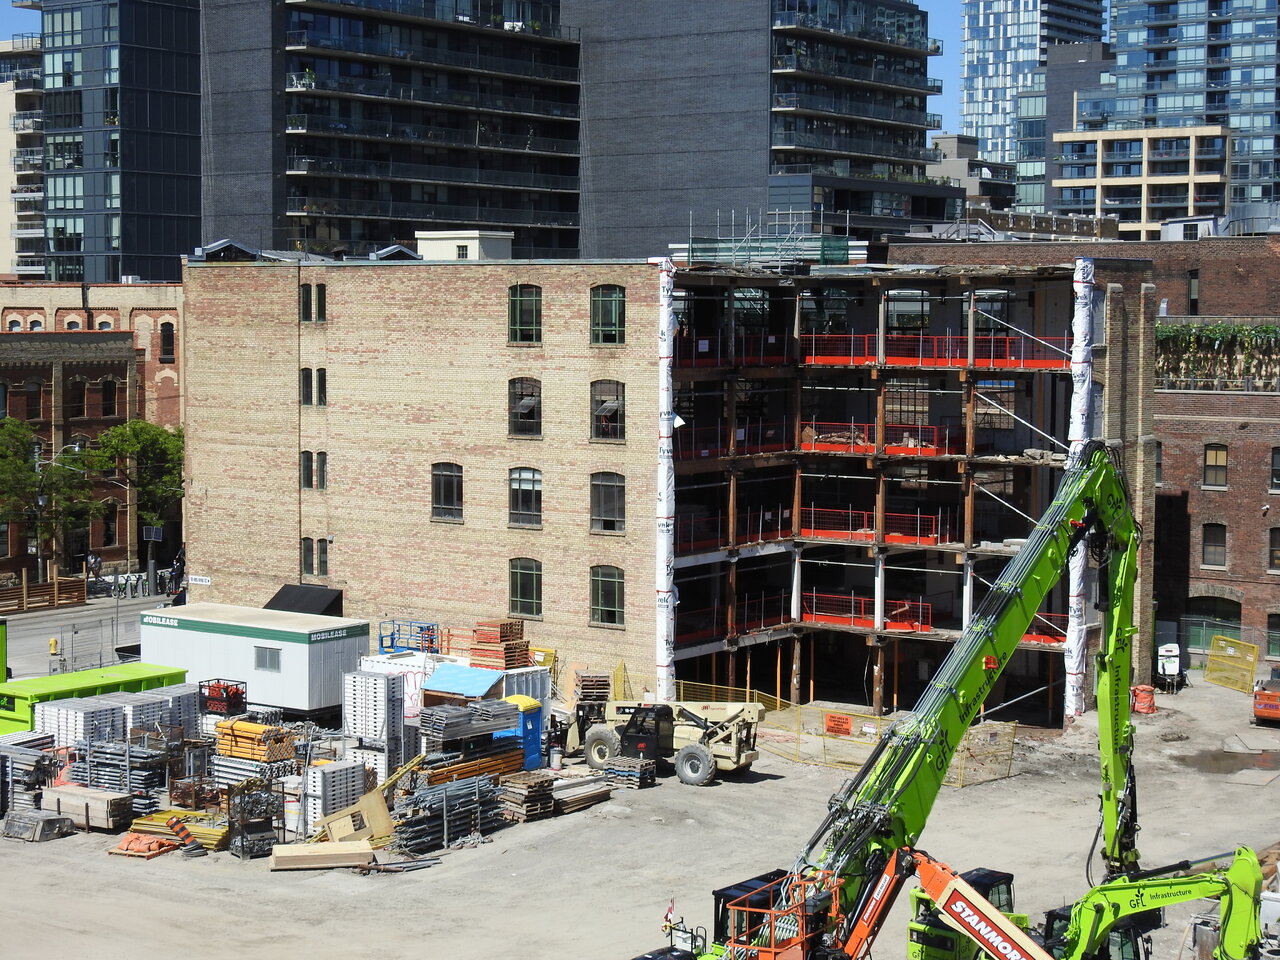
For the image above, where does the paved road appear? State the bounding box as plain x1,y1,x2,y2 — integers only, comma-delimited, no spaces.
2,593,171,680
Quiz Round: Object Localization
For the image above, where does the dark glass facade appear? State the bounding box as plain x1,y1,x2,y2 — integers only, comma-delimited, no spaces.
201,0,580,259
40,0,201,283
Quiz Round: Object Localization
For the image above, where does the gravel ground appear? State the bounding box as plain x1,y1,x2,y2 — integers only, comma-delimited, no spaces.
2,675,1277,960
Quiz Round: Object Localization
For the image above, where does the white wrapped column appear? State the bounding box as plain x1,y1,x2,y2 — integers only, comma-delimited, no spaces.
655,259,678,701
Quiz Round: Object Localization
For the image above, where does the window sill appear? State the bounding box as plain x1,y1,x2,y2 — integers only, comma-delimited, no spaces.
1200,485,1228,492
509,522,543,530
509,613,543,621
159,356,175,364
431,516,464,524
1199,564,1228,571
589,620,626,631
507,341,543,348
1268,569,1280,576
590,437,627,445
590,528,627,537
590,342,626,349
509,433,543,441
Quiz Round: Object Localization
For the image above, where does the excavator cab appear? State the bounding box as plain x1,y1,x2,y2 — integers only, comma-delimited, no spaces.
619,704,675,762
908,869,1021,960
1041,906,1160,960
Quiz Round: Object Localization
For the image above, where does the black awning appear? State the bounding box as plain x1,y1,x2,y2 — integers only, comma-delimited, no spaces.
264,584,344,617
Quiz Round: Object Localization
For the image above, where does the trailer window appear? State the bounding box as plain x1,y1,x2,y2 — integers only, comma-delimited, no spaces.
255,646,281,673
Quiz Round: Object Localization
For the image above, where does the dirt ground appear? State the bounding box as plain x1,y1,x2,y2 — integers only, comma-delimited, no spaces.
4,676,1278,960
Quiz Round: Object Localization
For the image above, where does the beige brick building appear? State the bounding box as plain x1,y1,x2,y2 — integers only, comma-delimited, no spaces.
182,255,1153,723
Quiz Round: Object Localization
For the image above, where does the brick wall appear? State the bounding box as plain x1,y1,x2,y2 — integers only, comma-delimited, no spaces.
182,259,663,680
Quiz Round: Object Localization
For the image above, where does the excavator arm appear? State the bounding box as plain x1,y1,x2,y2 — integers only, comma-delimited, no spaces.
790,441,1140,934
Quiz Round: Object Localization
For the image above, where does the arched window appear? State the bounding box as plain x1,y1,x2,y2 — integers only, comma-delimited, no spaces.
508,377,541,437
160,321,176,362
6,319,19,331
66,379,86,418
25,380,42,420
65,320,80,330
509,467,542,526
431,462,463,520
508,284,542,344
509,558,542,617
28,320,42,331
101,500,120,547
300,537,315,575
590,565,625,625
590,472,625,532
96,320,112,330
591,380,625,440
590,285,626,345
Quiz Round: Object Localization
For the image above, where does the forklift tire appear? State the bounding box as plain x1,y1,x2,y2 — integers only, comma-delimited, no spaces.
584,726,622,769
674,743,716,786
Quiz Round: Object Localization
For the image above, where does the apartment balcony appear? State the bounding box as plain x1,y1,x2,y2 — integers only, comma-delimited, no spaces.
1102,150,1143,161
11,70,40,92
672,418,792,461
11,184,42,200
284,29,578,83
799,332,1071,370
286,155,577,192
14,256,44,274
286,72,579,119
286,113,579,155
10,110,41,133
798,508,948,546
673,333,794,368
11,148,42,172
800,591,931,631
11,0,41,9
771,11,941,55
10,225,42,239
283,0,580,41
771,92,939,129
771,54,941,94
799,420,961,456
12,197,42,216
771,123,940,164
286,195,578,227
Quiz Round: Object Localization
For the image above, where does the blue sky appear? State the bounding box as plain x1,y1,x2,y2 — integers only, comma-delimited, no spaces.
0,3,966,135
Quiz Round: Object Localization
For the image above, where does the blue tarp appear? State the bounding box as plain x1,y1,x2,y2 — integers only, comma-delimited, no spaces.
421,663,502,698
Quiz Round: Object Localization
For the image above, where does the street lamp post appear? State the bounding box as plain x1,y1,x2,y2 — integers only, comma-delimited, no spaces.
31,441,84,585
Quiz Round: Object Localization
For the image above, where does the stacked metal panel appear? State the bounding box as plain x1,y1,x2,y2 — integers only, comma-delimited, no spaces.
392,774,504,854
343,671,404,780
302,759,367,832
0,731,57,814
34,698,125,748
67,739,168,813
95,692,169,731
147,683,201,737
209,755,296,789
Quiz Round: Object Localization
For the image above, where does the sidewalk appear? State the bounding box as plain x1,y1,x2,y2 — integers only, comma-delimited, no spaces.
3,592,171,681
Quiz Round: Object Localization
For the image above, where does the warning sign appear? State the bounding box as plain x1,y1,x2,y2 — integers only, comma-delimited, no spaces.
824,712,854,737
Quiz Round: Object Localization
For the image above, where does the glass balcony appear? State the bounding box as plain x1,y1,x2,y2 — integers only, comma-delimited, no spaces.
286,154,577,191
10,110,42,132
771,122,939,163
771,11,941,55
14,257,44,274
771,53,941,94
771,92,938,128
282,0,579,41
285,29,578,83
286,72,578,119
285,113,579,155
286,194,578,227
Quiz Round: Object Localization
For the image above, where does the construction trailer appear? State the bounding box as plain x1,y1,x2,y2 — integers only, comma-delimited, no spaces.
139,603,368,714
0,662,188,735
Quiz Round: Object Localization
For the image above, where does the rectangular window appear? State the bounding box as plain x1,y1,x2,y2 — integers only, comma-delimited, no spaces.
316,368,327,407
317,538,328,576
590,472,626,532
509,468,542,526
1270,529,1280,572
590,285,626,345
1268,614,1280,659
1271,447,1280,491
1203,443,1227,487
316,283,326,321
66,380,85,419
301,537,314,575
508,378,541,437
1155,441,1163,485
254,646,282,672
159,323,175,363
0,521,9,559
432,462,464,520
300,284,313,322
508,284,542,344
300,368,313,406
300,451,313,489
509,558,542,617
591,380,625,440
1188,269,1200,316
1202,523,1227,567
101,505,118,546
456,244,469,259
590,566,625,626
315,452,327,490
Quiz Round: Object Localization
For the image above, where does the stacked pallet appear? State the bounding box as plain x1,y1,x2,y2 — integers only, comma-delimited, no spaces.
130,809,230,851
498,771,555,822
392,773,504,854
148,683,201,737
95,692,169,731
469,619,529,670
419,701,520,743
552,776,613,814
215,719,296,762
0,731,56,815
605,757,656,789
343,671,404,780
34,698,125,749
574,672,611,702
302,759,368,834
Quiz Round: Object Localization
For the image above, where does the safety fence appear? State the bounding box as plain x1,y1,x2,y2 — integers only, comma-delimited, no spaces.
1203,635,1259,694
0,568,86,614
611,670,1016,787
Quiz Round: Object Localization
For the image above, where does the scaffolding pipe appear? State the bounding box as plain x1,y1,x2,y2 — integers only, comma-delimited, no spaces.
1064,257,1098,717
656,259,678,701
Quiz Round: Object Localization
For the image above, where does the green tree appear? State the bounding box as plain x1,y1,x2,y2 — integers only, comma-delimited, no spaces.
0,417,99,581
90,420,184,527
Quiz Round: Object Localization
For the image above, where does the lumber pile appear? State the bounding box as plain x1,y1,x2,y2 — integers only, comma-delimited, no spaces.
498,771,554,822
42,784,134,830
605,757,656,789
129,809,230,851
270,839,374,871
215,719,296,762
424,748,524,785
469,619,529,670
552,775,612,814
